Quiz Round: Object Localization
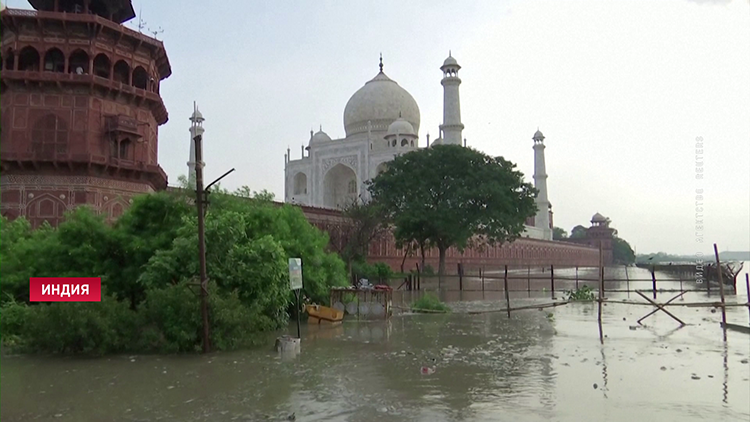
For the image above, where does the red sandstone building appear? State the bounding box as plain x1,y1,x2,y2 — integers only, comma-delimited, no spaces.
1,0,170,228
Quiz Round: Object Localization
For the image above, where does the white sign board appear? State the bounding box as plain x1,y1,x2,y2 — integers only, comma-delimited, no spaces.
289,258,303,290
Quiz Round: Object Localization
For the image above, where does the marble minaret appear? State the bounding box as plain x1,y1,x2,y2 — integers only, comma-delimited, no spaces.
533,129,552,240
439,52,464,145
187,103,205,189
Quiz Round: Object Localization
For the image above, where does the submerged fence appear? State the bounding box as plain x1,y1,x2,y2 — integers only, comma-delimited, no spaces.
367,263,740,298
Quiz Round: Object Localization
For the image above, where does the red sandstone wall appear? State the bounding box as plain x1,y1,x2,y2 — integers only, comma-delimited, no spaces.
0,174,154,227
279,202,602,272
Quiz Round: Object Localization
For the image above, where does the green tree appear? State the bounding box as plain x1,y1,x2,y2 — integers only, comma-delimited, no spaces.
0,186,348,354
552,226,568,240
570,225,588,239
612,236,636,264
368,145,537,276
108,192,192,309
332,199,389,274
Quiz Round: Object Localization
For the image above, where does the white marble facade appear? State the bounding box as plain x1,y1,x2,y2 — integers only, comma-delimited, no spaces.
284,56,429,209
283,53,552,240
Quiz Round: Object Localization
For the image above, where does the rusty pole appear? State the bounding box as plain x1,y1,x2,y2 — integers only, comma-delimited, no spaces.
194,134,210,353
713,243,727,327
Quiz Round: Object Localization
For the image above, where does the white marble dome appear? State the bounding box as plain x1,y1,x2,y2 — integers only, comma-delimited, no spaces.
343,71,420,137
310,130,332,144
387,117,415,136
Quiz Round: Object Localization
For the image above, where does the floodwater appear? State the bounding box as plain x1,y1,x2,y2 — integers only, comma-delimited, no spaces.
2,266,750,422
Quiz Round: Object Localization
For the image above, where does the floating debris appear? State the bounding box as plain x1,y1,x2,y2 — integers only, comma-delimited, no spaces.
421,366,436,375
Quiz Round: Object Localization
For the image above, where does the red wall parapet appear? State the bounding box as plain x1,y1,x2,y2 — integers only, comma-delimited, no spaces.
276,201,601,272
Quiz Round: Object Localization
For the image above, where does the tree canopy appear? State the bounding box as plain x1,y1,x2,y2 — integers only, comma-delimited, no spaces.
367,145,537,275
612,236,635,264
552,226,568,240
570,225,588,239
0,188,347,354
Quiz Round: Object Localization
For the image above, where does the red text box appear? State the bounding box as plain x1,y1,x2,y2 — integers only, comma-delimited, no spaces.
29,278,102,302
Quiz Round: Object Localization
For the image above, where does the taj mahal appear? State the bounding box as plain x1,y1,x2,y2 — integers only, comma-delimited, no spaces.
280,53,553,241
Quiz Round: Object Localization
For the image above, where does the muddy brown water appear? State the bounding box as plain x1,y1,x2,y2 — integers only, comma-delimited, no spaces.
2,265,749,421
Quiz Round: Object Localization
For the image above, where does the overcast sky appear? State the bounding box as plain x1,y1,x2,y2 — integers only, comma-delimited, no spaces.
11,0,749,255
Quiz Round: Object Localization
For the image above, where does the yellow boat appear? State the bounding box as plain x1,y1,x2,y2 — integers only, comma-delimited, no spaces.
305,304,344,325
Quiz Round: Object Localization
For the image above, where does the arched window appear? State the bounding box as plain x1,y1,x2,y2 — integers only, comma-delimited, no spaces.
18,46,40,71
68,49,89,74
132,66,148,89
4,49,14,70
31,114,68,156
113,60,130,84
348,179,357,194
401,138,408,147
410,140,414,147
293,172,308,195
392,139,397,147
93,54,111,78
43,48,65,72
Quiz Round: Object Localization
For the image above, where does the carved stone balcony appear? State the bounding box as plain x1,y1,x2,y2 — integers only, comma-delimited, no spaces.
105,115,141,137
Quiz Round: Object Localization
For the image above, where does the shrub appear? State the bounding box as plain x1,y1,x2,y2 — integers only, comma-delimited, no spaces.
22,295,138,355
411,293,451,313
565,285,596,302
352,260,393,282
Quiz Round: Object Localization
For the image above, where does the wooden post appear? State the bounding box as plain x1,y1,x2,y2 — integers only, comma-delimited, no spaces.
575,266,579,290
527,266,531,295
481,267,485,291
707,266,711,295
458,263,463,291
526,265,531,291
713,244,727,327
504,265,510,318
650,266,657,300
624,264,630,295
745,273,749,326
550,265,555,298
598,244,604,344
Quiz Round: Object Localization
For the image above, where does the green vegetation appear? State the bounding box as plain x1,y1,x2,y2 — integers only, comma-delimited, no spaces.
565,285,596,302
0,188,347,354
368,145,537,276
410,293,451,313
570,225,587,239
612,236,635,265
335,201,389,273
351,260,394,282
552,227,568,240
